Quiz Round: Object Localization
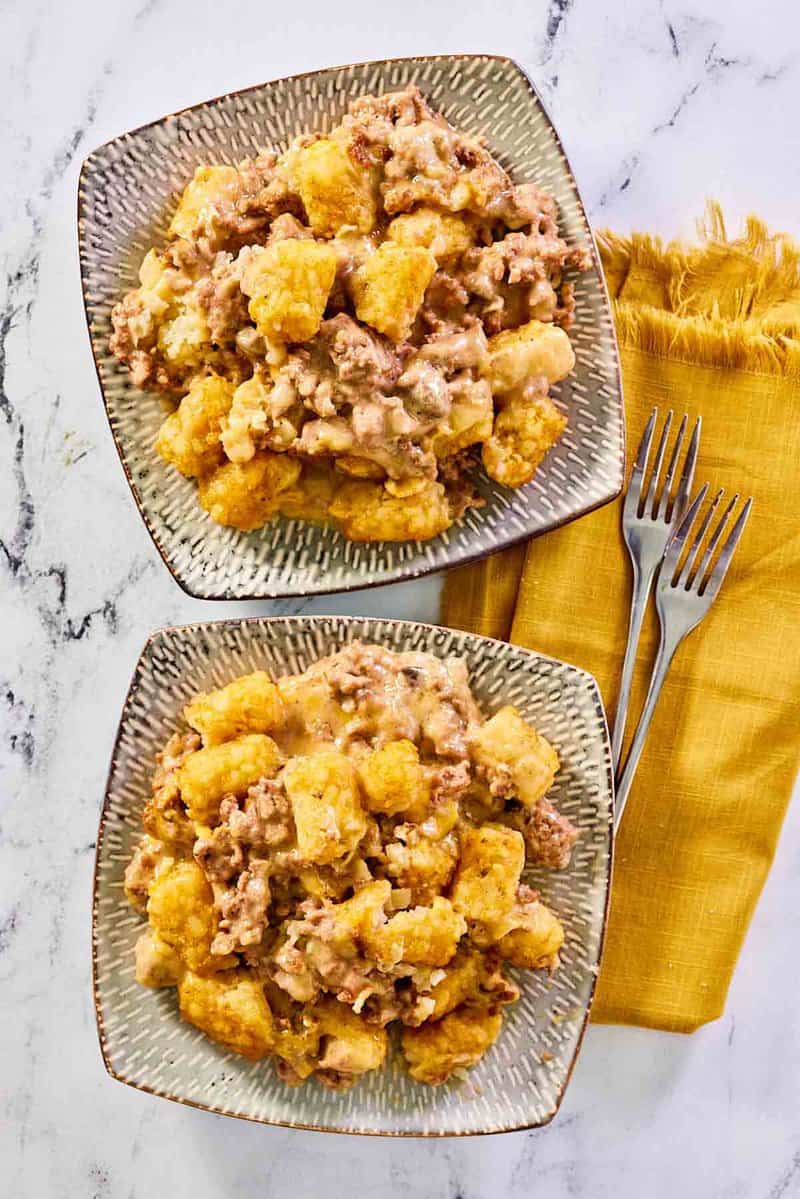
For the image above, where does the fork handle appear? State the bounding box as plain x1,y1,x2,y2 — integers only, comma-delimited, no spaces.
614,625,683,830
611,558,657,773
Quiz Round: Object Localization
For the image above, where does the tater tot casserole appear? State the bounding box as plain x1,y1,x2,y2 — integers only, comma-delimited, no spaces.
110,85,589,543
124,642,578,1088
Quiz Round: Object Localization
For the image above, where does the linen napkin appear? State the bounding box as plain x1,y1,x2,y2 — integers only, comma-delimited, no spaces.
442,206,800,1032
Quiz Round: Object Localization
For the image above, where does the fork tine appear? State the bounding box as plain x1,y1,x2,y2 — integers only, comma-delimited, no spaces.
690,493,739,592
670,416,701,523
647,410,673,517
662,482,709,580
624,408,657,514
676,488,724,588
700,497,753,600
658,413,687,520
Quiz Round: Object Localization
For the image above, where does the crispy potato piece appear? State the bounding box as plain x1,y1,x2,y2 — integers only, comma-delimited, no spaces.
147,860,235,972
486,319,575,393
428,950,487,1019
290,138,378,236
314,998,388,1075
178,969,275,1059
387,207,476,262
283,749,368,865
402,1006,502,1084
352,243,437,342
496,900,565,969
357,739,431,820
384,830,459,906
275,465,337,523
449,824,524,940
156,300,212,368
168,164,240,242
198,452,302,531
241,240,338,343
334,879,392,936
430,377,494,459
134,928,184,987
178,733,282,825
481,392,566,488
372,897,466,967
469,706,559,808
329,479,451,542
220,375,273,464
184,671,284,746
313,880,393,960
155,375,235,478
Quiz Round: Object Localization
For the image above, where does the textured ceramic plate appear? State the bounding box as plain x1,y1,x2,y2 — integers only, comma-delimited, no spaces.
93,616,613,1135
78,55,624,599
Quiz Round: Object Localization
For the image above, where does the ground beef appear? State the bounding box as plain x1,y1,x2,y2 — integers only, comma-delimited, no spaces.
524,798,579,870
223,777,294,854
194,822,245,885
212,860,272,954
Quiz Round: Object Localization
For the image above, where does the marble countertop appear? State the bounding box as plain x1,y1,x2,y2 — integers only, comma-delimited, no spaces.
3,0,799,1195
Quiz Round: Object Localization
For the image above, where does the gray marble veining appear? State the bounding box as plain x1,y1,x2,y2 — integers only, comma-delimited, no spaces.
2,0,799,1195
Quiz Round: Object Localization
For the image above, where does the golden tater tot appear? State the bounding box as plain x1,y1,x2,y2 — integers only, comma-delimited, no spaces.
178,733,282,825
372,897,466,967
449,824,525,940
198,453,301,532
428,950,487,1019
401,1006,503,1084
387,207,476,262
357,739,431,819
168,164,240,242
283,749,368,865
314,998,388,1076
134,929,184,988
328,479,451,542
155,374,235,479
241,239,338,343
481,392,566,488
351,243,437,342
384,830,458,906
469,706,559,808
486,319,575,393
147,861,235,972
289,138,378,237
178,969,275,1059
496,900,565,969
183,671,284,746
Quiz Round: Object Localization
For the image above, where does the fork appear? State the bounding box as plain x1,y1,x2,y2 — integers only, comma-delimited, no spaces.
614,485,753,829
611,409,702,772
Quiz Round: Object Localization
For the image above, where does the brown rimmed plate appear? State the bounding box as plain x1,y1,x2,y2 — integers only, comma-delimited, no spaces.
92,615,613,1135
78,54,624,599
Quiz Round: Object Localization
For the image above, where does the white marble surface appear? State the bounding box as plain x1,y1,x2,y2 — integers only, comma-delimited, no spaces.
3,0,800,1195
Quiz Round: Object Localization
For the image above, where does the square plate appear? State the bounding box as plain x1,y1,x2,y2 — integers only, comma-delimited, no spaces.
78,55,624,599
93,616,613,1135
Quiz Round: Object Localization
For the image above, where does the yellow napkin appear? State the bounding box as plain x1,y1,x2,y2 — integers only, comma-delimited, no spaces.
442,206,800,1032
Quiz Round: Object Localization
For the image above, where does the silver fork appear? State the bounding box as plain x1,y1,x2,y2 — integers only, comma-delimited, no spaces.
614,485,753,829
611,409,702,772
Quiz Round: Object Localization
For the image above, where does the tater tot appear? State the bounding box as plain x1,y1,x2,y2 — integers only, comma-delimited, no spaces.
449,824,525,941
357,739,431,820
178,733,282,825
283,749,368,865
178,969,275,1059
470,706,559,808
401,1007,503,1084
183,671,284,746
